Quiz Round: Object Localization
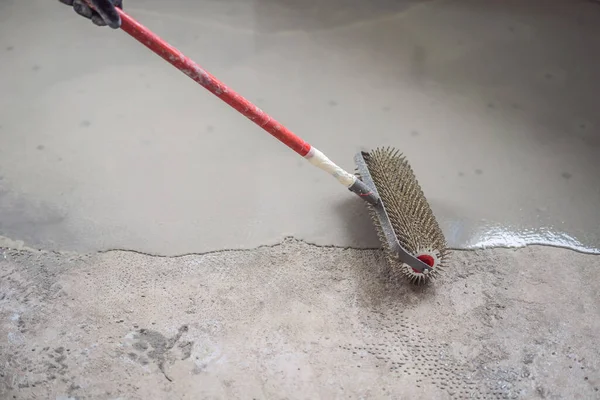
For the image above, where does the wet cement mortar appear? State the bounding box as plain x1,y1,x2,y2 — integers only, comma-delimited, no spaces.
1,0,600,255
1,238,599,399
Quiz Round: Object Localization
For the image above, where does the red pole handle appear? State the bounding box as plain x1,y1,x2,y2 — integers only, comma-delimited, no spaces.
116,9,312,157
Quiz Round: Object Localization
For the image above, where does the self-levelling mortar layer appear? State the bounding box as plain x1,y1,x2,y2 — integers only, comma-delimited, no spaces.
0,0,599,255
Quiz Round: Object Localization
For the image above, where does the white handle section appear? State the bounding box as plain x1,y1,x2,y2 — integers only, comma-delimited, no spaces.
304,147,357,187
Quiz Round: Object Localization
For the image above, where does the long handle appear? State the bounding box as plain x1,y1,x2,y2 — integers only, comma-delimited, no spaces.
113,8,378,204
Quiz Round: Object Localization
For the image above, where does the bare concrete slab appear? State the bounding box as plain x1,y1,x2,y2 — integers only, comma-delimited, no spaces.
0,0,599,255
1,240,599,399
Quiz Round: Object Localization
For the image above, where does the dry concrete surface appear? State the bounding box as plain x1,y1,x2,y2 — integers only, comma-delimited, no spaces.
2,0,600,399
1,241,600,399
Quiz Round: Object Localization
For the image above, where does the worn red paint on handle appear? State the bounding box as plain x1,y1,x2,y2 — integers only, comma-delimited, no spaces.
116,9,312,157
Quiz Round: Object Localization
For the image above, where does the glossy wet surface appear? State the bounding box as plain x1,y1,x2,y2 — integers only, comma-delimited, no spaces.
0,0,599,254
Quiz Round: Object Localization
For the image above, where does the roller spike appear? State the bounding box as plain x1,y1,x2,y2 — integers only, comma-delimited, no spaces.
356,147,448,285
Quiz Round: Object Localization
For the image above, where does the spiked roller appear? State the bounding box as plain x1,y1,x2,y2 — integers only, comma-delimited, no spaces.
356,149,448,284
71,3,449,284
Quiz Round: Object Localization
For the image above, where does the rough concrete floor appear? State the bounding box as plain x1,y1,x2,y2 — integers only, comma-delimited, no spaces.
1,240,599,399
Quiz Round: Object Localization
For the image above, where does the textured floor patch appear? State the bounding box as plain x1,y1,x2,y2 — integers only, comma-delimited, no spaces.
1,239,599,399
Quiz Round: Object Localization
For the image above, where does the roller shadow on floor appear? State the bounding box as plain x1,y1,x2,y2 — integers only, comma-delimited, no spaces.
333,195,380,249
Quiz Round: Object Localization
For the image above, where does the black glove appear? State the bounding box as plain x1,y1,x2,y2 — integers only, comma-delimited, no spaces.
59,0,123,29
